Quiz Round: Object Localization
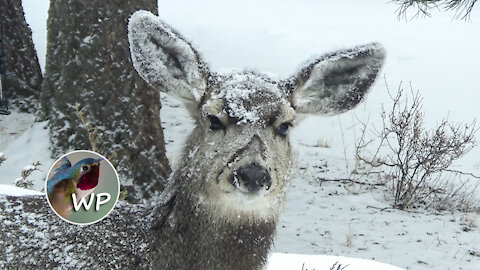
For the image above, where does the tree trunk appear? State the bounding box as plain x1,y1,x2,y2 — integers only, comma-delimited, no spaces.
40,0,170,202
0,0,42,113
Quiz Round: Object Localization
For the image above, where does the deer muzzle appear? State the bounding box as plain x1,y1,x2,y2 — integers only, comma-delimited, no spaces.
230,163,272,193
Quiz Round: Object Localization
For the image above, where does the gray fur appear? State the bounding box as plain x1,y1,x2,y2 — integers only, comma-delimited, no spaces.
0,10,385,270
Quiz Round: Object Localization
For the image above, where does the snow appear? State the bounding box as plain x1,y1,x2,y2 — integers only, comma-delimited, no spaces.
208,72,287,125
0,112,36,149
2,0,478,269
0,184,43,196
267,253,404,270
0,116,54,190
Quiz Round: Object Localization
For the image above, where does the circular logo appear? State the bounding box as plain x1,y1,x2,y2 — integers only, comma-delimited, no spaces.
45,150,120,225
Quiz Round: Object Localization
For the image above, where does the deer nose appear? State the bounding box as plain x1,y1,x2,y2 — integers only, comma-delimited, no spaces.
232,163,272,193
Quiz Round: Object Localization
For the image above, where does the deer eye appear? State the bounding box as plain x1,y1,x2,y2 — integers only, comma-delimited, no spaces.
276,122,292,136
208,115,224,131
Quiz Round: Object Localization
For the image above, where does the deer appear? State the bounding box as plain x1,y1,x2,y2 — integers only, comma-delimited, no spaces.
0,10,385,270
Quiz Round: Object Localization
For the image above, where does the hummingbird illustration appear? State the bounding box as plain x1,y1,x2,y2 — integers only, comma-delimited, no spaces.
47,157,103,218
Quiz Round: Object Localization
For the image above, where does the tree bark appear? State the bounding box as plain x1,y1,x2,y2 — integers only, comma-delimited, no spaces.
0,0,42,113
40,0,170,202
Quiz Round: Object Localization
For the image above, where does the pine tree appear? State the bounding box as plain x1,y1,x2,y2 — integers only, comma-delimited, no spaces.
396,0,477,19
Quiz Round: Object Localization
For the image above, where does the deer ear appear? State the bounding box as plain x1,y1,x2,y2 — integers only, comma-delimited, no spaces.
128,10,208,102
288,43,385,115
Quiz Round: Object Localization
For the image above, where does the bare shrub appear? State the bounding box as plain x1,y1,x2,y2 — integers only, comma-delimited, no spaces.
75,103,119,165
13,161,41,189
329,262,349,270
356,83,478,210
0,152,5,166
345,224,354,247
316,138,331,148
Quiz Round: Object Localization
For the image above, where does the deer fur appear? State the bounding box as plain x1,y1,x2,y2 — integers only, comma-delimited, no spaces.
0,10,385,270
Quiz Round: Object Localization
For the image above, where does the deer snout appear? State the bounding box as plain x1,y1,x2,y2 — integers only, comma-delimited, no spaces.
231,163,272,193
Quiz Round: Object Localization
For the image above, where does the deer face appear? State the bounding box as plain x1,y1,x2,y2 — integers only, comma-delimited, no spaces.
196,72,295,217
128,11,385,219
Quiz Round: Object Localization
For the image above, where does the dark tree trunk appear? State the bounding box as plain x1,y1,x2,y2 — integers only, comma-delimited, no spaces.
0,0,42,113
40,0,170,202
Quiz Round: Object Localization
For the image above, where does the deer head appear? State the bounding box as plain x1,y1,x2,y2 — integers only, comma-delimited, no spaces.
128,10,385,222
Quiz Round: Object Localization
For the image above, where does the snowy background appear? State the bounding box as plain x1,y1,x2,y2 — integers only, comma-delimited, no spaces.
1,0,479,269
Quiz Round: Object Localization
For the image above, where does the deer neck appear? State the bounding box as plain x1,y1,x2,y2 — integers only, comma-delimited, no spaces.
149,135,278,269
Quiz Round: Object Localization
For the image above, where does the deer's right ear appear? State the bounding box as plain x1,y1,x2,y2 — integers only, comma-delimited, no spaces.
128,10,208,102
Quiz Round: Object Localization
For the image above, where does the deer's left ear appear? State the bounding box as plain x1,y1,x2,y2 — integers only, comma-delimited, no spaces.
287,43,385,115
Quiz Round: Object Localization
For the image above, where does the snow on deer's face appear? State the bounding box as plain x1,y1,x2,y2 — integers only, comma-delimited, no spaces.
128,10,385,220
196,71,295,217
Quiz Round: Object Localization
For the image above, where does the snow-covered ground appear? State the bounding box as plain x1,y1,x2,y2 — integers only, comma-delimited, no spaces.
0,184,43,196
1,0,478,269
0,113,53,191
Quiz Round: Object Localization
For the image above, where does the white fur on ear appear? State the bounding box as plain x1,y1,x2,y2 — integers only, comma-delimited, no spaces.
128,10,208,102
289,43,385,115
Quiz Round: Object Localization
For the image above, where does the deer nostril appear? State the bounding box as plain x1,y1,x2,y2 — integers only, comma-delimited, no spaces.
231,163,272,193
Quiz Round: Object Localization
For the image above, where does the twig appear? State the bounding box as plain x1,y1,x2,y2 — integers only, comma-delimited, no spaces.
444,169,480,179
318,177,385,187
75,103,101,152
0,153,5,166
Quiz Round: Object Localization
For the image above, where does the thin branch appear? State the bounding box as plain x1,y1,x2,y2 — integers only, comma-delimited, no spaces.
318,177,385,187
444,169,480,179
75,102,101,152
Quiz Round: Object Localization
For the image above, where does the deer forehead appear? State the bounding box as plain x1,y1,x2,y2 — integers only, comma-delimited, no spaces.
201,72,293,125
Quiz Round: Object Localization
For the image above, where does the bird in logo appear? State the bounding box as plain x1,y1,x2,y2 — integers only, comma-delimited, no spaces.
46,157,103,218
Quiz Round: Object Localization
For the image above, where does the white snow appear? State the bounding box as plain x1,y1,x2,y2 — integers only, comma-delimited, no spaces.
0,117,53,190
267,253,404,270
0,184,43,196
2,0,478,269
0,112,36,149
209,72,286,125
